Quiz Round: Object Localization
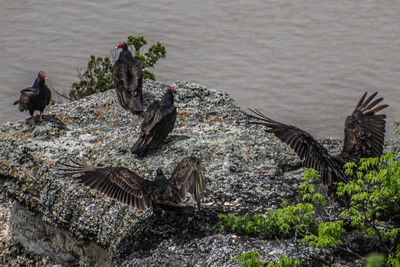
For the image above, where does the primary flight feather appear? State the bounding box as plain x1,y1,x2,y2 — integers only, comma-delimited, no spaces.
248,92,388,186
61,157,205,212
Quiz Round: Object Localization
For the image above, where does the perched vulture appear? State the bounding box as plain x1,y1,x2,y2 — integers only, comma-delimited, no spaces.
62,157,205,212
13,71,52,124
131,87,178,156
113,41,143,114
248,92,388,186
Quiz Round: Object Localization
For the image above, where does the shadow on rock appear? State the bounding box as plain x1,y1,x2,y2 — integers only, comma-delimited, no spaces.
110,206,219,264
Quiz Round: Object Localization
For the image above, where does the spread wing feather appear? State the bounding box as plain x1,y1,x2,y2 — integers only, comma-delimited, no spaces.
248,108,343,185
169,157,205,208
61,163,153,211
340,92,388,161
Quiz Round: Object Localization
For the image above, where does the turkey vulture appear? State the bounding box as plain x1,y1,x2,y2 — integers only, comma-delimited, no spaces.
131,87,178,156
113,41,143,113
13,71,52,124
61,157,205,212
248,92,388,186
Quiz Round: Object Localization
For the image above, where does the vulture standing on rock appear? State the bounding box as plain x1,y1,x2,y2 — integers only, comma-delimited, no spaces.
131,87,178,156
61,157,205,212
248,92,388,187
113,41,143,113
13,71,51,124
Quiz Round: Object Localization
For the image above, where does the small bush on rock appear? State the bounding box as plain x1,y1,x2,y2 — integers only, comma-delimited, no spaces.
69,36,166,100
302,220,345,249
218,202,316,239
235,251,301,267
337,152,400,266
235,251,264,267
220,153,400,266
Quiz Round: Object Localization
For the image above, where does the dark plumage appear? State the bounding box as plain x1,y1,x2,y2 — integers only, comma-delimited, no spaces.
13,71,52,124
248,92,388,186
62,157,205,212
113,41,143,113
131,87,178,156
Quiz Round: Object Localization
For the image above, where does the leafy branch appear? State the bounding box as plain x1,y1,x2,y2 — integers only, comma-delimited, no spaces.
69,36,166,100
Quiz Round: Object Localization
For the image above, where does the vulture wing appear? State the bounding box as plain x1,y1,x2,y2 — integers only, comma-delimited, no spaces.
340,92,388,161
131,101,177,156
13,72,51,123
140,101,165,132
248,108,344,185
167,157,205,209
13,87,38,111
62,162,153,211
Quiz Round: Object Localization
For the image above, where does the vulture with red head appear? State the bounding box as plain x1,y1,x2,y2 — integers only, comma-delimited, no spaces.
13,71,52,124
62,157,205,212
248,92,388,186
131,87,178,156
113,41,143,114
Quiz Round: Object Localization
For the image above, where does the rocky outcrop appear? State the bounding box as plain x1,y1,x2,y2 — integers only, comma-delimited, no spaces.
1,80,398,266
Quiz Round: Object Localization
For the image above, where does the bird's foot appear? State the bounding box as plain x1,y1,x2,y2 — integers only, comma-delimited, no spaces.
26,116,36,127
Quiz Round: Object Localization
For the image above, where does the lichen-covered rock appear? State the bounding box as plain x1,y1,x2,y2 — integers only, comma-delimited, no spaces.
0,79,398,266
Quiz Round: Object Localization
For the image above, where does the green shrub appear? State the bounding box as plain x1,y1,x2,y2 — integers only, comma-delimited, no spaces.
235,251,264,267
69,36,166,100
266,255,301,267
337,153,400,266
222,153,400,266
302,221,345,249
69,55,114,100
298,168,327,205
235,252,301,267
365,253,386,267
126,36,166,80
218,202,316,238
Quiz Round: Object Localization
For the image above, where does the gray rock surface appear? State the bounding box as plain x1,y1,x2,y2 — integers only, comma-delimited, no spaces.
0,80,398,266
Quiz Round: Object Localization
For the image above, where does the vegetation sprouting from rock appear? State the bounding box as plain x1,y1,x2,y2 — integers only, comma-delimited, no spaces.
220,154,400,266
218,202,316,239
337,152,400,266
69,36,166,100
235,251,301,267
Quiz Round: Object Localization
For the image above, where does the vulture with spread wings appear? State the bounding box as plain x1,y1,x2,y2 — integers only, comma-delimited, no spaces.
62,157,205,212
248,92,388,186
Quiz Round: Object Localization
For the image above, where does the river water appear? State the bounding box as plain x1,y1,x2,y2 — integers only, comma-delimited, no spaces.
1,0,399,138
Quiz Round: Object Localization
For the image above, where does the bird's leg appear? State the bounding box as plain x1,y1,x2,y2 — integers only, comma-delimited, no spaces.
28,112,35,126
152,203,163,219
39,111,43,121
